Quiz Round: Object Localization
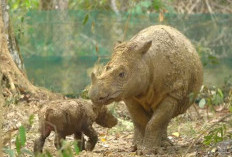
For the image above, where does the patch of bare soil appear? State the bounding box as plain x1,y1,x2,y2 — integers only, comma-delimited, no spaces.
2,100,232,157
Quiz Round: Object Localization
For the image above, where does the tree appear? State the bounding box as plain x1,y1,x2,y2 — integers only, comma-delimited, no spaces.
2,0,24,70
0,72,3,157
0,0,61,104
39,0,68,10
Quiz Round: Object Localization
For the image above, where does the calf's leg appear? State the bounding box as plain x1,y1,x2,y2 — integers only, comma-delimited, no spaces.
54,133,66,150
74,132,85,151
34,125,51,155
83,125,98,151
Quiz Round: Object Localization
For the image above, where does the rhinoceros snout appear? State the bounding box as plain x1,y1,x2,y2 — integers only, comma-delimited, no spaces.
99,94,109,101
93,93,109,103
88,88,97,101
88,86,109,103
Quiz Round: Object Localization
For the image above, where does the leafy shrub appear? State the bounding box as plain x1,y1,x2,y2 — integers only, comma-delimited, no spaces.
198,86,224,110
3,126,33,157
203,124,232,146
3,125,80,157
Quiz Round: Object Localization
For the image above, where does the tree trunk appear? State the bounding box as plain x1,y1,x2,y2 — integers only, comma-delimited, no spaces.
2,0,24,71
0,0,62,103
39,0,54,10
110,0,124,41
0,72,3,157
40,0,68,10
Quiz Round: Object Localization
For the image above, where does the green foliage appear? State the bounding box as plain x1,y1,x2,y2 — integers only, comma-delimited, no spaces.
228,90,232,112
197,74,232,110
203,124,232,146
29,114,35,126
69,0,110,10
199,98,206,108
3,114,38,156
73,141,80,155
45,150,53,157
3,126,31,156
198,86,224,109
201,80,232,147
60,141,73,157
212,89,224,106
56,140,80,157
128,0,175,14
222,75,232,99
4,94,20,106
8,0,39,40
3,123,80,157
153,0,175,13
153,0,164,11
128,0,152,14
3,147,15,157
19,126,26,146
9,0,174,12
64,93,78,98
9,0,39,11
196,44,219,66
80,88,90,99
15,126,26,155
82,14,89,25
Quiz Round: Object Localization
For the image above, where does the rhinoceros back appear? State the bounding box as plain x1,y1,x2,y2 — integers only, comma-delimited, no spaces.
130,25,203,116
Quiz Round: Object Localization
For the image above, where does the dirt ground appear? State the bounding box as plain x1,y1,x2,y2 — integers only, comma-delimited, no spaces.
2,100,232,157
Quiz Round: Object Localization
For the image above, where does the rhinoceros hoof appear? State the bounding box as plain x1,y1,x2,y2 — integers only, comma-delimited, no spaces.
136,146,165,156
130,145,138,152
131,140,144,152
161,138,174,147
85,141,94,151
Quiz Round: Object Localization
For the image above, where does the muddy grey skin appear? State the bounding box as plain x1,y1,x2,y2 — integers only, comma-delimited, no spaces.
33,99,117,155
88,25,203,154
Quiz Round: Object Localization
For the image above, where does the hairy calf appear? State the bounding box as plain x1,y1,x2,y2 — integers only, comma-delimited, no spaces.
34,99,117,154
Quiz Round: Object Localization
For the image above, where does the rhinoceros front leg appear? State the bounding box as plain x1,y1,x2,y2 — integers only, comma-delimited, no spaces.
161,123,173,147
141,96,177,155
124,99,151,151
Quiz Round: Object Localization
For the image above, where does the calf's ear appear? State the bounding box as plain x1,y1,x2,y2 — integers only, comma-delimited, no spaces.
139,40,152,55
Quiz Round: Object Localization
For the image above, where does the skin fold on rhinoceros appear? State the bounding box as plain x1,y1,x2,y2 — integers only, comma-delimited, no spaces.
88,25,203,154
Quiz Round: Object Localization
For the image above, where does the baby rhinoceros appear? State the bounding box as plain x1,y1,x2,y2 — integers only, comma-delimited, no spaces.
34,99,117,154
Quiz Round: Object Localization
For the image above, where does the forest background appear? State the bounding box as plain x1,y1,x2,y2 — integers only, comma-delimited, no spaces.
1,0,232,156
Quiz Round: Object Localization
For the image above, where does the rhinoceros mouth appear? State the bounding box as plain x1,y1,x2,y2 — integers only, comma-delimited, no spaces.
93,97,114,105
95,90,122,105
110,90,122,99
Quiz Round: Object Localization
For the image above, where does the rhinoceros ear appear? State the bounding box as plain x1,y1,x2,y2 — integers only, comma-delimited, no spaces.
91,72,97,84
139,40,152,55
114,40,122,47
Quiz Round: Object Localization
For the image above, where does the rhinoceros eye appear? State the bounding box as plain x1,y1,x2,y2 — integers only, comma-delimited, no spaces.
106,66,111,71
119,72,125,78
